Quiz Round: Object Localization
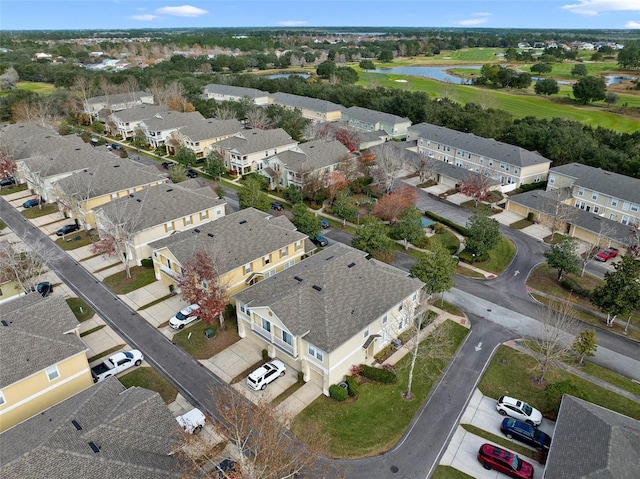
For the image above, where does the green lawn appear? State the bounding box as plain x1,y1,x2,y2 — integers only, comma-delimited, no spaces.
16,81,56,95
431,230,461,254
478,346,640,421
0,184,27,195
102,266,157,294
55,229,98,250
464,235,516,275
432,466,475,479
119,367,178,404
509,219,534,229
65,297,95,322
291,321,469,458
579,360,640,397
21,203,59,218
172,319,241,360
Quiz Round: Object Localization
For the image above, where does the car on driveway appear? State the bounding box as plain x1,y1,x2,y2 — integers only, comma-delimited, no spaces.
23,198,45,208
0,177,16,187
497,396,542,426
500,417,551,451
186,168,198,178
477,443,534,479
320,219,329,229
595,247,619,262
213,458,238,478
161,161,174,169
312,234,329,247
169,303,200,330
55,224,80,236
246,359,286,390
270,201,284,211
32,281,53,297
176,407,206,434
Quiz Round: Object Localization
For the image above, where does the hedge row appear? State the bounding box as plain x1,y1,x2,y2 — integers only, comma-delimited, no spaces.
424,211,470,237
360,364,397,384
345,375,359,397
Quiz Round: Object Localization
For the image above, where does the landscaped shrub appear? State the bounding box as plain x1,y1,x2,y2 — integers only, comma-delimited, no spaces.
414,235,430,249
458,249,489,263
520,181,547,193
224,303,237,321
297,371,304,383
424,211,470,236
140,258,153,268
349,364,363,377
360,364,397,384
345,375,359,397
527,212,535,222
329,384,348,401
433,222,447,234
261,349,269,361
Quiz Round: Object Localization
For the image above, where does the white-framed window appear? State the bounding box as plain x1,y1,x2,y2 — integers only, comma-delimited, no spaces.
281,247,288,257
609,214,616,221
578,187,585,196
514,167,519,174
308,344,324,361
244,263,252,274
500,163,506,170
200,211,209,221
262,318,271,332
284,259,295,269
111,193,118,200
594,206,600,214
184,216,192,226
412,291,418,301
295,240,302,250
534,175,541,183
263,254,271,265
632,204,639,213
166,222,174,232
46,365,60,381
282,330,293,346
591,192,598,201
548,175,555,185
363,326,370,338
455,159,462,167
623,201,630,211
239,302,246,314
488,160,493,166
382,312,388,324
622,215,631,225
264,269,275,279
612,197,618,207
216,208,222,215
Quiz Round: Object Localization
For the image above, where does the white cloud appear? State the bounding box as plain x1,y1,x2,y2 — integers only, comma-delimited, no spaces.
562,0,640,16
277,20,308,26
626,20,640,27
456,13,491,26
155,5,208,17
130,14,159,22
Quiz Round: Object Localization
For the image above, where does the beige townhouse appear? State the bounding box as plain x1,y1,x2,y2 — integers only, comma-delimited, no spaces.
234,244,424,395
211,128,298,175
139,110,205,150
83,91,154,121
341,106,412,139
270,92,343,123
107,104,169,139
94,181,226,267
0,295,93,432
149,207,308,295
202,83,270,106
167,118,243,158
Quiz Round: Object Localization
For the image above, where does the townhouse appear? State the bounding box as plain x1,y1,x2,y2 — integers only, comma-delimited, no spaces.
211,128,298,175
234,243,424,395
270,92,342,123
260,139,356,189
94,182,226,266
149,207,308,295
0,295,93,432
202,83,270,106
107,104,169,139
341,106,412,139
167,118,243,158
138,110,205,150
83,90,154,121
54,158,168,230
407,122,551,190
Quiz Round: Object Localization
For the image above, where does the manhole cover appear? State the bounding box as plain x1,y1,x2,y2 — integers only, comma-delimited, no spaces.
390,465,399,473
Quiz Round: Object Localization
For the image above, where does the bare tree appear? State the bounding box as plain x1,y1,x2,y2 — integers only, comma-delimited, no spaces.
409,153,438,185
215,105,238,121
579,222,617,276
539,191,577,242
54,169,102,231
0,234,54,293
12,98,62,128
73,76,95,124
626,219,640,258
458,170,494,208
245,107,273,130
526,300,580,385
0,146,17,179
370,142,406,193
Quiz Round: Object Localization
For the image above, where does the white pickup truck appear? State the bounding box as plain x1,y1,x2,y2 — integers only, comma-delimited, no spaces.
91,350,143,383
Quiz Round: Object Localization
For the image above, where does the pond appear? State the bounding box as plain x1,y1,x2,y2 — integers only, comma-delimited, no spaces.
262,73,311,79
366,65,481,84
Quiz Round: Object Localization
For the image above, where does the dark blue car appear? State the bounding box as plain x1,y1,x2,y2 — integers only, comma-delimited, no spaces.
500,417,551,451
312,234,329,247
23,198,44,208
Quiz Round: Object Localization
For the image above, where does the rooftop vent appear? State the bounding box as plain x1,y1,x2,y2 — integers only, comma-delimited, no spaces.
129,193,134,198
325,256,334,261
294,276,303,282
194,228,201,233
207,233,214,237
113,164,120,168
312,285,322,292
1,320,8,327
71,420,82,431
88,442,100,454
166,189,173,192
239,220,247,225
136,199,141,203
347,262,356,268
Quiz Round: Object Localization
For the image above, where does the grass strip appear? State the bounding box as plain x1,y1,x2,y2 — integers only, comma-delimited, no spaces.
432,466,475,479
460,424,540,462
80,325,105,337
137,294,173,311
103,266,156,294
65,297,95,322
87,345,125,364
271,380,305,407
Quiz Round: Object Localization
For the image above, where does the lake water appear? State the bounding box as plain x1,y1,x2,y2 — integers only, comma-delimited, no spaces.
263,73,311,79
366,66,481,84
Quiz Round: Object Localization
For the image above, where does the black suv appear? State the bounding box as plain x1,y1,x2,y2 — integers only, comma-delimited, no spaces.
186,169,198,178
270,202,284,211
56,224,80,236
0,177,16,187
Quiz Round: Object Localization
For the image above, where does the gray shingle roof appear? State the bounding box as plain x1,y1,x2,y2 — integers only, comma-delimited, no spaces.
202,83,268,99
54,158,165,199
271,92,342,114
0,122,59,154
544,395,640,479
141,111,205,132
344,106,410,126
0,378,182,479
234,244,423,352
110,104,169,123
275,139,353,173
150,207,307,274
86,91,151,105
212,128,294,155
410,122,551,168
96,183,226,233
178,118,243,142
0,295,86,388
10,132,86,161
551,162,640,205
20,142,113,178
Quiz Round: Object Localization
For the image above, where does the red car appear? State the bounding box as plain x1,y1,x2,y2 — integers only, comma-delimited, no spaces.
477,443,534,479
595,247,619,262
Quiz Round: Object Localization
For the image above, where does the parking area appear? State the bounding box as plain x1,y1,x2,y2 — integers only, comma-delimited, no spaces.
440,390,553,479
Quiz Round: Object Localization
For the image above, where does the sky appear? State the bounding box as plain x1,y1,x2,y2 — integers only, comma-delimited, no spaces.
1,0,640,31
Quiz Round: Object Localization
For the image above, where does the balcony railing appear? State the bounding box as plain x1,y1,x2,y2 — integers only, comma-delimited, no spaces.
251,324,295,357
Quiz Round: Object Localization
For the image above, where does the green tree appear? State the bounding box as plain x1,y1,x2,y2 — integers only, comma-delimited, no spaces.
591,255,640,328
359,60,375,70
205,151,226,178
168,163,186,183
617,41,640,69
534,78,559,96
465,214,500,258
570,63,588,76
572,76,606,104
237,176,270,211
378,50,394,62
390,206,424,246
572,329,597,364
604,92,619,107
131,127,147,151
316,60,336,78
351,217,394,260
530,63,552,75
283,184,304,205
174,146,197,166
409,242,457,296
335,67,358,84
544,236,580,281
332,189,358,221
290,203,321,238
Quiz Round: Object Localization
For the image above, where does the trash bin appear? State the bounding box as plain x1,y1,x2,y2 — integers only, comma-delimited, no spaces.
204,328,216,339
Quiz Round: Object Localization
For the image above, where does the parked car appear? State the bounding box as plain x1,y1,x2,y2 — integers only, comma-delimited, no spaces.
213,458,239,479
186,168,198,178
91,350,143,383
111,143,122,150
595,247,619,262
32,281,53,297
500,417,551,451
169,303,200,330
320,219,330,229
497,396,543,426
270,201,284,211
0,177,16,187
161,161,174,169
22,198,45,208
312,234,329,247
55,224,80,236
176,407,206,434
246,359,286,390
477,443,534,479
